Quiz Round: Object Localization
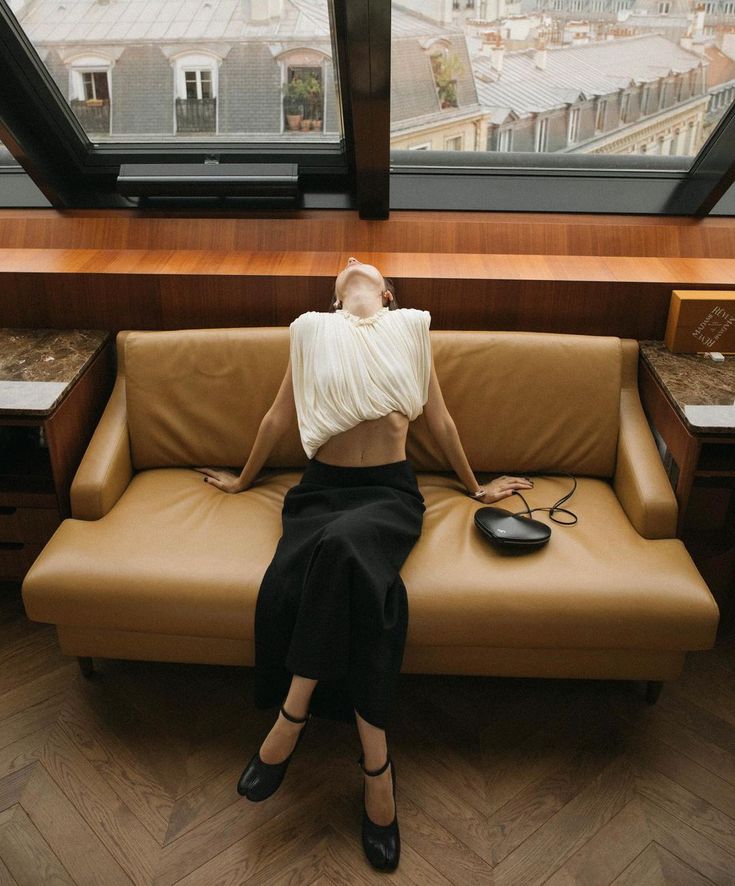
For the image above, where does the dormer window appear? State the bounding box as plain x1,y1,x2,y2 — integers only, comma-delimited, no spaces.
278,50,328,133
173,52,219,134
428,45,463,110
69,56,112,135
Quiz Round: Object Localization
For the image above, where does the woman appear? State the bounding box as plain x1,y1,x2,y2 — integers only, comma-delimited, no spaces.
194,257,532,871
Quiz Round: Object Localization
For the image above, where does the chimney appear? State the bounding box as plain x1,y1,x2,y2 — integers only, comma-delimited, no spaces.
243,0,270,22
479,30,498,56
693,3,705,39
491,41,505,73
534,41,547,70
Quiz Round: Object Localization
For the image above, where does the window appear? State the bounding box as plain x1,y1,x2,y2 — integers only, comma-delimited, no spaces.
0,137,19,167
429,45,462,109
281,54,327,133
641,84,651,116
175,54,218,134
2,0,735,216
390,3,728,164
185,70,212,101
498,127,513,151
68,57,111,136
535,116,549,151
620,91,631,124
595,98,606,132
567,106,580,144
7,0,342,145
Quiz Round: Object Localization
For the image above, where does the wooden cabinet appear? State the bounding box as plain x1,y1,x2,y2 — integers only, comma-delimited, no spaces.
0,329,114,582
638,341,735,628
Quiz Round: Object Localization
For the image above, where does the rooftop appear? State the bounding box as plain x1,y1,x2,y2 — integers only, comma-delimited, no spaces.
17,0,455,44
474,33,705,118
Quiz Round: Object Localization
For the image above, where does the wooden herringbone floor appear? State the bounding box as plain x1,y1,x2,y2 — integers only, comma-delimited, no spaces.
1,583,734,886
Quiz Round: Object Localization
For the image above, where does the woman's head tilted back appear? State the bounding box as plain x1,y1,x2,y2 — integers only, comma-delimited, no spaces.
328,257,399,312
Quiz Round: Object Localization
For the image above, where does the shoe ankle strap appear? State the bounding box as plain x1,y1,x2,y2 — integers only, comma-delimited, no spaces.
280,704,309,723
357,753,391,777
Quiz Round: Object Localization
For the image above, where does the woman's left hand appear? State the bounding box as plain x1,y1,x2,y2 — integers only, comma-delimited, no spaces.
194,467,247,494
473,475,533,504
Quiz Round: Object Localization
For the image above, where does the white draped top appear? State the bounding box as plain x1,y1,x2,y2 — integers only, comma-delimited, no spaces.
289,306,432,459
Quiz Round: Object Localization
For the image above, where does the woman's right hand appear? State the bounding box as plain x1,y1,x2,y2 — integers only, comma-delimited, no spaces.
475,475,534,504
193,467,249,494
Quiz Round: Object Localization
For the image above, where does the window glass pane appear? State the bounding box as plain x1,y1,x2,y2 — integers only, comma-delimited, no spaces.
0,137,20,167
390,0,735,165
11,0,342,144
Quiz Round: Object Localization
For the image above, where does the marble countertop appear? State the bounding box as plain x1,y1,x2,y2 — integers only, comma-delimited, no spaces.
639,340,735,434
0,328,111,416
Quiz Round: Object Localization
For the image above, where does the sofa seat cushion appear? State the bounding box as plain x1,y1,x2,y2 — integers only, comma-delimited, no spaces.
22,468,718,652
404,474,718,651
23,467,297,642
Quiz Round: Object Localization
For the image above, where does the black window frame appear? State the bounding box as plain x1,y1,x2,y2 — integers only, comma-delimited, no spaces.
1,0,734,217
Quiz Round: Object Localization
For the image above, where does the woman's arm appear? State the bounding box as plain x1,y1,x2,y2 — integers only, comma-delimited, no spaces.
422,357,533,502
195,357,297,493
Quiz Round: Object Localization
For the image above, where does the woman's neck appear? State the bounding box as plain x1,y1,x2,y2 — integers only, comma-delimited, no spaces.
340,289,384,317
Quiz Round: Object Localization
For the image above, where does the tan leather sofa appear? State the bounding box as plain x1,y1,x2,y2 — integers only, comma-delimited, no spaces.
21,327,720,702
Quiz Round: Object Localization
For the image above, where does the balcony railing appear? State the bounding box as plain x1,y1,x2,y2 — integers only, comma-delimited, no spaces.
70,99,110,133
175,98,216,133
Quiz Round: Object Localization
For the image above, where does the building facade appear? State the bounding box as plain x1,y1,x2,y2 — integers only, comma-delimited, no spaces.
477,34,709,154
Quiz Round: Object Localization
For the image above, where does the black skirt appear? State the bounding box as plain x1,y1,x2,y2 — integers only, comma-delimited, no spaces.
253,456,426,730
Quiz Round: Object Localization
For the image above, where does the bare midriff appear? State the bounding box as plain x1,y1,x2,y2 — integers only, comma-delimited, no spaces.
313,411,411,467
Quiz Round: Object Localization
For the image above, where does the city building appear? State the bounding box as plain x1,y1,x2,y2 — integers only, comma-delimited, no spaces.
477,33,709,153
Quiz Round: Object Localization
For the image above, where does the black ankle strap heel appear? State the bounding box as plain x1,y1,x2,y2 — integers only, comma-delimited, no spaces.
236,705,311,802
357,752,400,871
280,704,310,724
357,753,390,777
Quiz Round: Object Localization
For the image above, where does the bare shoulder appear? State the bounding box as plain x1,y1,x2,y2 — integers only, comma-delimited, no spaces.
290,311,321,328
406,308,431,324
393,307,431,326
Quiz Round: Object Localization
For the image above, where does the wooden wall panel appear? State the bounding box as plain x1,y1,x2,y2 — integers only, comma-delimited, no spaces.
2,253,734,339
1,209,735,339
1,209,735,257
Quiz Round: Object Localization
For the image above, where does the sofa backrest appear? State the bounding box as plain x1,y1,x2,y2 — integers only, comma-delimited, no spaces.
121,327,622,476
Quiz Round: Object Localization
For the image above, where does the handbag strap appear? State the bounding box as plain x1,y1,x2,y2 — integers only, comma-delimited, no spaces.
509,472,578,526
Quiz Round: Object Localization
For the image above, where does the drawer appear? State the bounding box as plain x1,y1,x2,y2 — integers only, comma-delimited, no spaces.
0,506,61,545
0,542,46,580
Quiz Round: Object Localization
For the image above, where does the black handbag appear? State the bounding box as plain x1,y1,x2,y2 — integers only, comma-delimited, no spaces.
474,473,578,554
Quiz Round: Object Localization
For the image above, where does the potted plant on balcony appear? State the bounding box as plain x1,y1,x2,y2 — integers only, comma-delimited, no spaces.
303,74,322,129
432,51,464,109
282,77,306,130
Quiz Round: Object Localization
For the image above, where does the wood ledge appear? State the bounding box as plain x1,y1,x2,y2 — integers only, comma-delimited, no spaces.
1,249,735,285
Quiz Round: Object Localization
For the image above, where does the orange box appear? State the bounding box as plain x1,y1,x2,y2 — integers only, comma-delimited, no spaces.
664,290,735,354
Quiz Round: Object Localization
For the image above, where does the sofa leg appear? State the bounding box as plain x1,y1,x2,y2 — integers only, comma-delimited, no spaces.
78,656,94,679
645,680,663,704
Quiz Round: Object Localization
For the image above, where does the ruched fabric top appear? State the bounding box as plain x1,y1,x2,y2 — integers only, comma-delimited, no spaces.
289,306,432,459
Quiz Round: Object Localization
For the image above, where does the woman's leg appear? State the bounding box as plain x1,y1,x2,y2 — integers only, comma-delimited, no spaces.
355,709,396,826
258,674,318,764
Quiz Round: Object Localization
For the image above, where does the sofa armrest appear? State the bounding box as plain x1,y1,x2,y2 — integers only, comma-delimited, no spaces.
69,373,133,520
613,340,678,539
